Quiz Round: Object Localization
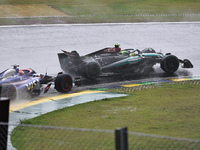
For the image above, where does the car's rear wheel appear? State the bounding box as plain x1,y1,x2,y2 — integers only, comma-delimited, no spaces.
161,55,179,74
1,84,17,101
85,61,101,80
55,74,73,93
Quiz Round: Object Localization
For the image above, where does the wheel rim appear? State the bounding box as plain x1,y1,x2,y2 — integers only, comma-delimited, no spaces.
164,57,179,72
62,76,72,91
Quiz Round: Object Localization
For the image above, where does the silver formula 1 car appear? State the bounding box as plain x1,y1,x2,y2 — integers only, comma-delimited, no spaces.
58,45,193,80
0,65,81,101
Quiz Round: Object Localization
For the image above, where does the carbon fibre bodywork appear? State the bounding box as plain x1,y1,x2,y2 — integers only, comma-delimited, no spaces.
0,65,77,101
58,46,193,80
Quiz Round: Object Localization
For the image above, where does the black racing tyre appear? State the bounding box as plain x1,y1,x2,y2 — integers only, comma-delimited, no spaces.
85,61,101,80
55,74,72,93
161,55,179,74
1,84,17,101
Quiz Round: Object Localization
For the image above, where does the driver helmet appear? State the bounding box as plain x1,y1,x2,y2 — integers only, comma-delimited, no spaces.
114,44,120,48
121,50,128,55
121,51,128,54
130,52,136,56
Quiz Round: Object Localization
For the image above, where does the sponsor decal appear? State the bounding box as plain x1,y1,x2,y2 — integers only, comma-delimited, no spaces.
26,79,40,90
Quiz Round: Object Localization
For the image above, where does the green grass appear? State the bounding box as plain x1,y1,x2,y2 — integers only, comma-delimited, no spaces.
1,0,200,15
0,0,200,25
11,81,200,149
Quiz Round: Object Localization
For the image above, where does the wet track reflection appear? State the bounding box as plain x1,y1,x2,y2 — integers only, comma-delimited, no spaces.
73,66,194,91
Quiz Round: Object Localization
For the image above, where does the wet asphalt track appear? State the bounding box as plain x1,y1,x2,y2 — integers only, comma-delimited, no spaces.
0,22,200,76
0,22,200,97
1,22,200,150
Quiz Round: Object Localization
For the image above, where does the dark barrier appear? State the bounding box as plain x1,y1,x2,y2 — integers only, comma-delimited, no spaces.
0,97,10,150
115,127,128,150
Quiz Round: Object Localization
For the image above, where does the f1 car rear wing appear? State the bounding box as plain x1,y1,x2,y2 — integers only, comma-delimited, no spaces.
57,53,70,73
58,50,82,72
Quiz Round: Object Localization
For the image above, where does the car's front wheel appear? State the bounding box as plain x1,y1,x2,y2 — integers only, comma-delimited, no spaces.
161,55,179,74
